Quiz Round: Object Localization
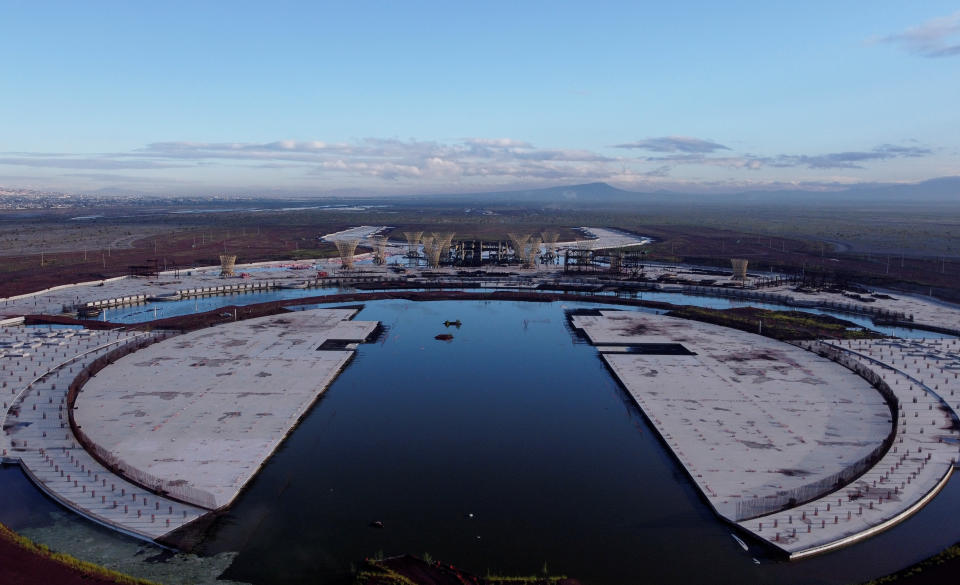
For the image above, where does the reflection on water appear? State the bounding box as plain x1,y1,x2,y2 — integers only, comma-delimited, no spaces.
2,299,958,585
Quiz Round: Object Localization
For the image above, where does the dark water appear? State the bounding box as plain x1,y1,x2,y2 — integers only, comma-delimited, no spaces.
178,300,960,585
100,286,947,339
3,298,959,584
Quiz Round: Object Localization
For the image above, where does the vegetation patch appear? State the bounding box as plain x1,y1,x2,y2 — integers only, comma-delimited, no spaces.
666,306,884,340
354,555,580,585
0,522,161,585
859,541,960,585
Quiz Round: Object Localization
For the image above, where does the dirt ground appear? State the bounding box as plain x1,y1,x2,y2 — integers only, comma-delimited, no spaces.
0,524,150,585
1,201,956,302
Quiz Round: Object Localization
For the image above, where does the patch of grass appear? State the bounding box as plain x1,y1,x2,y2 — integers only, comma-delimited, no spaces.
667,306,883,341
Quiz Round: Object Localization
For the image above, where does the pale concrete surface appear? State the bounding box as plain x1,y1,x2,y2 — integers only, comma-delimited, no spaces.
770,286,960,331
556,226,651,250
320,225,389,241
570,310,960,558
570,310,891,522
1,327,210,541
739,338,960,558
74,309,378,510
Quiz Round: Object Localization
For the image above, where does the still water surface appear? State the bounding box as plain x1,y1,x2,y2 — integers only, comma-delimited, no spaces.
101,284,947,339
2,297,959,585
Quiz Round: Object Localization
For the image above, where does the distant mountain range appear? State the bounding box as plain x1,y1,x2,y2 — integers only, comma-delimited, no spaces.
420,177,960,206
4,176,958,207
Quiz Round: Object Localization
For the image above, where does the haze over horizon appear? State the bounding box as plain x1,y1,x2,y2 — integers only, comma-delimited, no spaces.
1,1,959,197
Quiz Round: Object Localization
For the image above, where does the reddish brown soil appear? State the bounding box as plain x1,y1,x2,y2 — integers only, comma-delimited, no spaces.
0,530,133,585
0,225,340,298
1,217,955,303
635,225,960,303
357,555,581,585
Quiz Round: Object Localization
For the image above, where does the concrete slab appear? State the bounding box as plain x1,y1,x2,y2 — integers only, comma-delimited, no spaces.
570,310,960,558
74,309,378,510
1,327,210,542
571,310,892,521
739,338,960,558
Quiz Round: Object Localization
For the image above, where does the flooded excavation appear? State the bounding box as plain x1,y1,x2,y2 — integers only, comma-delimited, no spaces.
3,298,960,585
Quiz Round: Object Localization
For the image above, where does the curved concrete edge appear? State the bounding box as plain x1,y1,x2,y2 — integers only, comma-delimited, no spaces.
736,338,960,559
16,456,208,548
2,334,152,458
789,465,954,560
65,333,221,511
71,309,378,512
2,330,213,546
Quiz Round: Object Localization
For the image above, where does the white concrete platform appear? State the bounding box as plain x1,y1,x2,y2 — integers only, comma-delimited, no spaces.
742,338,960,558
1,327,210,542
570,310,960,558
571,310,892,521
74,309,378,510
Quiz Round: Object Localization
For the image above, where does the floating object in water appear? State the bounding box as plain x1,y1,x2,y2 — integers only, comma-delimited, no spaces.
731,533,748,551
369,520,384,529
435,334,454,341
443,320,462,328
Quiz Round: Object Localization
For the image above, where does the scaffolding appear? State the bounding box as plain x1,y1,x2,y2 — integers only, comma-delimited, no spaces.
403,231,423,258
335,239,360,270
540,231,559,265
451,239,511,266
605,247,646,274
422,232,454,268
731,258,749,280
564,240,595,272
371,235,388,265
524,236,541,268
508,233,529,263
508,233,541,268
219,255,237,277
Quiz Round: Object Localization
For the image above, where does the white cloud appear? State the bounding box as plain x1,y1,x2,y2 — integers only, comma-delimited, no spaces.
874,11,960,57
614,136,731,153
0,136,940,193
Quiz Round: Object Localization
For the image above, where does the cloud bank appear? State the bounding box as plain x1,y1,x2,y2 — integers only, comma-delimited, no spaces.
0,136,939,194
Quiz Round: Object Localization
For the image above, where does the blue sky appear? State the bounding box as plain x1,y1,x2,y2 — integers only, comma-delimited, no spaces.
1,1,958,195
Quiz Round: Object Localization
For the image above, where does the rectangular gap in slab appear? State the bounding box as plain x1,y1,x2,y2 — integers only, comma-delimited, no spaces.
316,339,356,351
595,343,697,355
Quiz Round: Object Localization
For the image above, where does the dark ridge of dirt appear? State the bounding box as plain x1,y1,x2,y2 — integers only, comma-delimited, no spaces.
0,522,152,585
356,554,581,585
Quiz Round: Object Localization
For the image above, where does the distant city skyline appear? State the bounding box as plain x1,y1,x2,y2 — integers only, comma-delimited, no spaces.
1,1,958,195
